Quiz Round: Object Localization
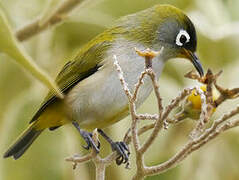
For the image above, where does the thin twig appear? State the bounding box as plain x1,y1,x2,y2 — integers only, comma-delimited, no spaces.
136,114,158,121
124,123,155,145
144,102,239,177
132,71,147,102
113,55,141,154
16,0,83,41
139,69,163,154
190,87,208,137
140,87,194,154
66,129,107,180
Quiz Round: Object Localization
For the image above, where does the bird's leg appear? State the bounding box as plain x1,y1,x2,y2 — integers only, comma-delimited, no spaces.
97,129,130,165
72,121,100,153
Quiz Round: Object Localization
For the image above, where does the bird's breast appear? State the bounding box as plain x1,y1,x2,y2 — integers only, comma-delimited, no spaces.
66,41,165,130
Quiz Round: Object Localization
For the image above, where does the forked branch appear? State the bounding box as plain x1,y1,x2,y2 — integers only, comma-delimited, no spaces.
66,48,239,180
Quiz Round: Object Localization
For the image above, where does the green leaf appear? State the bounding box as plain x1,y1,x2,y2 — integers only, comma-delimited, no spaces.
0,7,63,98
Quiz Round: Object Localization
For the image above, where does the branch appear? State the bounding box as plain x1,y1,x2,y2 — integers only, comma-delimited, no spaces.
65,129,109,180
119,50,239,179
143,105,239,177
16,0,83,41
113,55,141,153
65,48,239,180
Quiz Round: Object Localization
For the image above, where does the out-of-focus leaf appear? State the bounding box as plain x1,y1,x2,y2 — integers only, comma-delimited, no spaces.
0,7,63,98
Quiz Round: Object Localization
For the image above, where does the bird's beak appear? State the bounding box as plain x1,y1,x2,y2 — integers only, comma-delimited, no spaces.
183,49,204,77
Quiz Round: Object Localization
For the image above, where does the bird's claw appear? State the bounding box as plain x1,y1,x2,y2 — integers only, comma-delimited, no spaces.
81,131,100,153
111,141,130,165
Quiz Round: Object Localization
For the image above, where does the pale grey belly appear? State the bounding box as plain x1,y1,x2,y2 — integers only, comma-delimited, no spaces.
66,48,164,129
66,66,154,129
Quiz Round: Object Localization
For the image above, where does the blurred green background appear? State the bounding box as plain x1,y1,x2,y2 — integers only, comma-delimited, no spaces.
1,0,239,179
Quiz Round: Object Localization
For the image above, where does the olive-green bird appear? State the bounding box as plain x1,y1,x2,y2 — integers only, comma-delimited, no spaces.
3,4,204,163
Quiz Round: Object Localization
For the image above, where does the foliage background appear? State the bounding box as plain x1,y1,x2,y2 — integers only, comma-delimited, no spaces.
1,0,239,179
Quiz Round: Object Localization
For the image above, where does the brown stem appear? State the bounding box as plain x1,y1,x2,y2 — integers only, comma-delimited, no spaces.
16,0,83,41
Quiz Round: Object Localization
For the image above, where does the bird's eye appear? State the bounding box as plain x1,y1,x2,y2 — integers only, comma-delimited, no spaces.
175,30,190,47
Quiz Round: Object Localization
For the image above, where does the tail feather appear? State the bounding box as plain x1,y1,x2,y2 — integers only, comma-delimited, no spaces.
3,126,43,159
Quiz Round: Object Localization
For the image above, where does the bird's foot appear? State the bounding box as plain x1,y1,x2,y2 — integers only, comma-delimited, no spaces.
111,141,130,166
97,129,130,166
72,122,100,153
80,130,100,153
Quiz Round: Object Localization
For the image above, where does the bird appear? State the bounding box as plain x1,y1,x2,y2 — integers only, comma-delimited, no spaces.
3,4,204,164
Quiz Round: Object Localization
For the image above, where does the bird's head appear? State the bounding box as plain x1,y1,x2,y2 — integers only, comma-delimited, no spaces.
121,4,204,76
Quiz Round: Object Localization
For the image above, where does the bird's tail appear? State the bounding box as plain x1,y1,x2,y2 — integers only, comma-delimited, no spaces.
3,125,43,159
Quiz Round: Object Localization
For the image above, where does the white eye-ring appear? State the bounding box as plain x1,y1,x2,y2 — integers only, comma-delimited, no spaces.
175,29,190,46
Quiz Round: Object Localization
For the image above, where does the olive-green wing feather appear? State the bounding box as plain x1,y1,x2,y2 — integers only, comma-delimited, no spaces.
29,27,125,124
30,62,100,124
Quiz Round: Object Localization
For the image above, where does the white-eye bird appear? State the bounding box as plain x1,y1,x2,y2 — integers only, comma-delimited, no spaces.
4,4,204,164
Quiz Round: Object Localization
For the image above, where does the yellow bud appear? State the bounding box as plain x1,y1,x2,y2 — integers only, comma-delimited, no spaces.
177,85,219,120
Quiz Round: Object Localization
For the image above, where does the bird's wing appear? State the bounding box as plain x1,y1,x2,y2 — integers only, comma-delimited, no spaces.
30,61,100,124
29,28,120,124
